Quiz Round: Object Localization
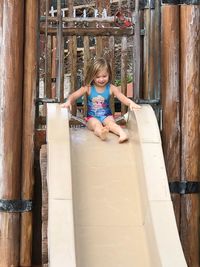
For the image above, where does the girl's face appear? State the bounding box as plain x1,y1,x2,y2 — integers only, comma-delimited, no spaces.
93,68,109,87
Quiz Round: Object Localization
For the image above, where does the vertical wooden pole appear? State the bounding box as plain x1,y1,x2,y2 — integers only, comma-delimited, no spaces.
109,36,115,114
102,0,110,58
41,145,48,265
83,36,90,116
118,0,128,115
46,36,52,98
104,0,115,113
68,0,77,115
96,0,103,57
143,6,150,99
83,37,90,78
121,36,128,115
154,0,161,100
0,1,24,266
133,0,141,99
56,0,64,102
161,5,181,228
44,0,51,98
143,5,156,99
180,5,200,267
51,36,57,98
20,1,39,266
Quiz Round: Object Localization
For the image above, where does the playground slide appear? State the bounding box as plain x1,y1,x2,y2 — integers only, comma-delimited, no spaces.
46,103,187,267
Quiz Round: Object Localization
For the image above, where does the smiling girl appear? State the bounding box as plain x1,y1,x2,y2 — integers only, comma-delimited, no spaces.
61,57,141,143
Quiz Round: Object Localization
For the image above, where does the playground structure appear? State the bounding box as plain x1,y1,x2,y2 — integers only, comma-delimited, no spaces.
0,0,199,266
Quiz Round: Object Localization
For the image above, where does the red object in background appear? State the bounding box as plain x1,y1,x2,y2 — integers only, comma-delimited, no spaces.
117,82,134,98
115,10,133,28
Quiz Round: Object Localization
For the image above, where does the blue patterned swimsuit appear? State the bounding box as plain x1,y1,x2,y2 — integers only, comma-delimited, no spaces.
87,83,112,123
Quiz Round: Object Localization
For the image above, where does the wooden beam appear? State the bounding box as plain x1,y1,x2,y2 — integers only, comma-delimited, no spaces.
0,1,24,266
180,5,200,267
68,0,77,116
83,36,90,116
121,36,128,115
56,0,64,102
133,0,141,99
96,0,103,56
41,15,115,23
20,1,39,266
51,36,57,98
161,5,181,228
40,27,134,36
40,145,48,265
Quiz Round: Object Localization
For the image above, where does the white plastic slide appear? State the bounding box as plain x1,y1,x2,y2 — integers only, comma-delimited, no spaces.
46,103,187,267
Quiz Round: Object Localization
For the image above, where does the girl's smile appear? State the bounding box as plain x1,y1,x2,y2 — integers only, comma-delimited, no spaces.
93,69,109,88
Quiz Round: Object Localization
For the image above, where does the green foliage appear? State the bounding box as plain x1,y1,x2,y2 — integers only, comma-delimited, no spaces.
115,75,133,86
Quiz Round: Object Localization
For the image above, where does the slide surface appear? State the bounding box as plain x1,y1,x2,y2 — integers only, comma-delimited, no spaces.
47,104,187,267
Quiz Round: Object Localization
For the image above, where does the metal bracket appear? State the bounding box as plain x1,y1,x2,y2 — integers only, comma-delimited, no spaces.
140,0,155,9
169,181,200,194
162,0,199,4
35,97,59,104
0,200,32,213
134,98,160,105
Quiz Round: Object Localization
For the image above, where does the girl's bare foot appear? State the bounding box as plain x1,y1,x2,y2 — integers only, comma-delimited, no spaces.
119,132,128,143
99,126,109,141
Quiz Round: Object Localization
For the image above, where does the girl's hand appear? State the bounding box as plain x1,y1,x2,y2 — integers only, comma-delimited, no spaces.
60,100,72,111
129,101,141,111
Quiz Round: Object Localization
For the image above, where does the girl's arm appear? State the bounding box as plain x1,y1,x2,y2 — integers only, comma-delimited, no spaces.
110,84,141,110
61,86,88,109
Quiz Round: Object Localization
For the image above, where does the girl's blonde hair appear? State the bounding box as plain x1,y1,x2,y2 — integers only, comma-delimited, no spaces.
84,57,112,86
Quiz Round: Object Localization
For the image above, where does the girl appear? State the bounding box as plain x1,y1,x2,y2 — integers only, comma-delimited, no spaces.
61,57,141,143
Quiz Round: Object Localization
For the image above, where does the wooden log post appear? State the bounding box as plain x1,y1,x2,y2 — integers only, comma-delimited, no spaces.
44,0,52,98
40,145,48,265
68,0,77,115
180,5,200,267
20,1,39,266
104,0,115,113
133,0,141,99
0,1,24,266
40,27,134,36
51,36,57,98
121,36,128,115
153,0,161,100
45,36,52,98
108,36,115,114
143,6,151,99
143,4,159,100
161,5,181,228
83,36,90,116
56,0,64,102
96,0,103,56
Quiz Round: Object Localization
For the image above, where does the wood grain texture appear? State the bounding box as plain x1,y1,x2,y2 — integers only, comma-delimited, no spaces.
20,1,39,266
161,5,181,228
40,145,48,265
180,5,200,267
0,1,24,266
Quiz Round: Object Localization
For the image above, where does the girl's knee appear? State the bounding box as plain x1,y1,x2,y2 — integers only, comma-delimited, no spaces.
87,118,102,130
104,120,116,129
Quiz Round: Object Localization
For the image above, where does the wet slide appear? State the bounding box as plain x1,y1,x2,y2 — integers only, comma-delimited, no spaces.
46,103,187,267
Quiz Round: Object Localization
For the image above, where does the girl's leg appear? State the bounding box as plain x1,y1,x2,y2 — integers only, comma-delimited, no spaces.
103,116,128,143
87,117,109,141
